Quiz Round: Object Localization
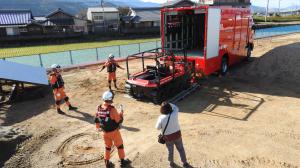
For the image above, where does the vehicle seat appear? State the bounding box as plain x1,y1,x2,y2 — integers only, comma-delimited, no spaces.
157,64,171,77
146,65,157,71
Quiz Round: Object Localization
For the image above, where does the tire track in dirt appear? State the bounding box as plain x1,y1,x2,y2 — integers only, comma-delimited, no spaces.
202,156,298,168
4,128,56,168
188,128,300,141
56,133,115,166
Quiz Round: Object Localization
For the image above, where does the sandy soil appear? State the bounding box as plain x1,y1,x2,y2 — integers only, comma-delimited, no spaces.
1,34,300,168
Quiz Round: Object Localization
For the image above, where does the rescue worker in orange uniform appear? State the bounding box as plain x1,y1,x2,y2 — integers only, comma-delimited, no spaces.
100,54,125,90
49,64,77,114
94,91,130,168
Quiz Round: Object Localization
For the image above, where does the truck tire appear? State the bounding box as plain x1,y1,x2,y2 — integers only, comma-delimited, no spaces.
220,57,228,76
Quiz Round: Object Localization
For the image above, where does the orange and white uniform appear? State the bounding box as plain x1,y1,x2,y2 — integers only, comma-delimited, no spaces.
49,72,71,109
103,60,121,81
95,103,125,160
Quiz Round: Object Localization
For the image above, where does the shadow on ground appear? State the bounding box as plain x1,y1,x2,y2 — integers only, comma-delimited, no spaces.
178,42,300,120
64,109,95,124
0,86,53,126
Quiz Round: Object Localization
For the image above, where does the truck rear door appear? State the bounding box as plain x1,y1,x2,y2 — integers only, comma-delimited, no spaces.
205,8,221,74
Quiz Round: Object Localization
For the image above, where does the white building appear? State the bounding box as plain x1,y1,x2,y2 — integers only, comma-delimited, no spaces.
87,7,119,33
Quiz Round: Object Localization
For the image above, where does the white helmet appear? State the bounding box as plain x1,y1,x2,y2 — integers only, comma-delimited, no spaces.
51,64,61,69
102,91,114,101
108,54,114,59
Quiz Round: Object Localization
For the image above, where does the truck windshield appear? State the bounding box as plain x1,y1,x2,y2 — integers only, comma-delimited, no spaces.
163,10,205,57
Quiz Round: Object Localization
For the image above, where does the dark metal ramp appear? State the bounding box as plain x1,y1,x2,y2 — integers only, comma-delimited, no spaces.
0,60,49,104
0,60,48,85
169,83,200,104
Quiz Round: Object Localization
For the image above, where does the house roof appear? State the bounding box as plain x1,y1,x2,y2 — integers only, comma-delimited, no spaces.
122,7,160,23
87,7,119,13
121,16,132,22
34,17,47,21
46,8,74,18
0,9,33,25
42,20,56,26
162,0,196,8
42,19,75,26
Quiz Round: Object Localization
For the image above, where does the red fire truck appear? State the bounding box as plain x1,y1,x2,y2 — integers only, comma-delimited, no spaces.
125,5,254,103
161,5,254,76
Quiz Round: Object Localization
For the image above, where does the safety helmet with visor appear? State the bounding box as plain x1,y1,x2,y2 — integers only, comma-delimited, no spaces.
108,54,114,60
51,64,62,72
102,91,114,102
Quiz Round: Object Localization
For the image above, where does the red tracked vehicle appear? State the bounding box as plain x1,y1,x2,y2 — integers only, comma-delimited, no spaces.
125,49,192,104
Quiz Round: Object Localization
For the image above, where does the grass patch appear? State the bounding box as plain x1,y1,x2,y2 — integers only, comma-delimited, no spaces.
254,15,300,23
0,38,159,58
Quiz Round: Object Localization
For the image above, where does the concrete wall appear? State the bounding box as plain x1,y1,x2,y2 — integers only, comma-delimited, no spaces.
74,19,88,34
91,12,119,22
91,12,119,33
6,27,20,36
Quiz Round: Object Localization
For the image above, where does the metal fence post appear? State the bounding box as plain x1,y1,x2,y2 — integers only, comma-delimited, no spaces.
69,50,73,65
96,48,99,61
118,45,121,58
38,54,43,67
138,43,141,53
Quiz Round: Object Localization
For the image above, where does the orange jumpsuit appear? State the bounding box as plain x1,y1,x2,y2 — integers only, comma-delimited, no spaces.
103,61,120,81
95,103,125,160
49,72,71,109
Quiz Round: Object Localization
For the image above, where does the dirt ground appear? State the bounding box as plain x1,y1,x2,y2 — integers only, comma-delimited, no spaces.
1,33,300,168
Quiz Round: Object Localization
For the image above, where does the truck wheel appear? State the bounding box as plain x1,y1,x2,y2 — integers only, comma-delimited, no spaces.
220,57,228,76
246,48,252,60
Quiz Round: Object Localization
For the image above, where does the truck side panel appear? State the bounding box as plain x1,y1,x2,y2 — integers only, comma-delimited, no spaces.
219,8,252,66
219,9,236,66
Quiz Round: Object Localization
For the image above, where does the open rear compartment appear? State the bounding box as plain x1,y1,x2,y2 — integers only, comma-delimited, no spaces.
163,9,206,57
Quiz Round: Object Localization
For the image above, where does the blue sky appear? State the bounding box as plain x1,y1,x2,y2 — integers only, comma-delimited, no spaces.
251,0,300,8
141,0,300,8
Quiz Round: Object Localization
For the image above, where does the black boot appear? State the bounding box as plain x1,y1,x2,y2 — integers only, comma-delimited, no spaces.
69,105,78,111
105,160,112,168
183,162,192,168
57,108,65,115
120,159,131,167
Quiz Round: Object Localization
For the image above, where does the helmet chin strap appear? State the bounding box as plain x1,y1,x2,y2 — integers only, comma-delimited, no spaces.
53,69,61,73
104,100,113,104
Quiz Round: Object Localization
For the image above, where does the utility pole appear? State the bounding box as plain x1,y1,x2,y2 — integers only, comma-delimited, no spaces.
278,0,282,15
101,0,106,32
265,0,270,22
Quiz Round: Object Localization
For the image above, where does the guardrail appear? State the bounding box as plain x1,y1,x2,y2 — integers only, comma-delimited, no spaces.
2,40,161,68
254,24,300,39
2,25,300,68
